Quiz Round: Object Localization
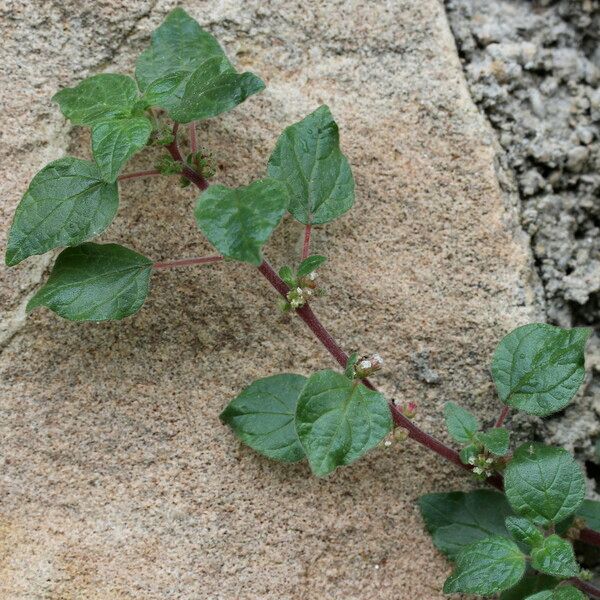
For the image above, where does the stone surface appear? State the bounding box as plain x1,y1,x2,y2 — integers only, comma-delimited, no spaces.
445,0,600,461
0,1,542,598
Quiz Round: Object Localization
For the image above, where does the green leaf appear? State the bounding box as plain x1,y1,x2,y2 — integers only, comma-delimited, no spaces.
297,255,327,278
552,587,586,600
418,490,514,559
5,158,119,266
504,443,585,526
505,516,545,547
294,370,392,477
531,535,579,578
500,575,559,600
194,179,288,266
220,374,307,463
92,117,152,182
135,8,263,122
267,105,355,225
577,499,600,532
459,444,479,466
443,536,526,595
27,243,152,321
136,8,224,91
53,74,139,126
492,323,591,417
140,71,189,107
477,427,511,456
524,592,553,600
344,353,359,379
278,266,296,288
443,402,480,444
169,56,265,124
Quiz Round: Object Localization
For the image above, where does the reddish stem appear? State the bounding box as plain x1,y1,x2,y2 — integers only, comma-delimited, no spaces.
154,256,223,269
571,577,600,598
494,405,511,428
189,123,197,153
257,260,482,474
118,170,162,181
166,123,209,191
301,224,312,260
579,527,600,546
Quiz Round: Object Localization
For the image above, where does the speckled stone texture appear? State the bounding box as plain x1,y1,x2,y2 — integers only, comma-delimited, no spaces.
0,1,541,598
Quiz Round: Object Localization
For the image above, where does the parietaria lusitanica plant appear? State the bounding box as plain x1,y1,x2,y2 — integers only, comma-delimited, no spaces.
6,8,600,598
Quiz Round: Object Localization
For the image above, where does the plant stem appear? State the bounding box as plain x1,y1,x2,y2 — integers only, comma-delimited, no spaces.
301,224,312,260
579,527,600,546
118,170,162,181
189,123,197,153
494,405,510,427
166,123,209,191
174,143,600,550
154,256,223,269
571,577,600,598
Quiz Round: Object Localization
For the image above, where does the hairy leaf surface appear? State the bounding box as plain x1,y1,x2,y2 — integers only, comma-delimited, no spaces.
27,243,152,321
92,117,152,182
444,402,479,444
443,536,526,595
220,374,307,462
295,370,392,476
268,105,354,225
477,427,511,456
135,8,263,121
504,443,585,525
6,158,118,265
53,74,139,126
492,323,590,416
195,179,288,265
530,535,579,578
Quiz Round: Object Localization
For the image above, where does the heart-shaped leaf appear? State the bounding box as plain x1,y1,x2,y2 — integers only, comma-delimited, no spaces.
267,105,355,225
294,370,392,477
195,179,288,266
220,374,307,463
5,158,119,266
443,536,526,595
169,56,264,124
92,117,152,182
135,8,263,121
53,74,139,126
492,323,590,417
504,443,585,526
27,243,153,321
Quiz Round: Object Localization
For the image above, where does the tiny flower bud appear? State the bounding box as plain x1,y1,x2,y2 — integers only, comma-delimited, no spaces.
394,428,409,442
401,401,417,419
354,354,384,378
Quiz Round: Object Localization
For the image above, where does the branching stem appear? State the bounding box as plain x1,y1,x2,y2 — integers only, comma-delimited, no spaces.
118,170,162,181
171,131,600,557
301,224,312,260
154,256,223,269
494,405,510,427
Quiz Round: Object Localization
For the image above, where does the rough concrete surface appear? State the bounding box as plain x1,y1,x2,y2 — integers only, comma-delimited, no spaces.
1,1,543,598
445,0,600,461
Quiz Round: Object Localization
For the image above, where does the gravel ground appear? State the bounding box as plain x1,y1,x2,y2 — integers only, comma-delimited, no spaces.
445,0,600,468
